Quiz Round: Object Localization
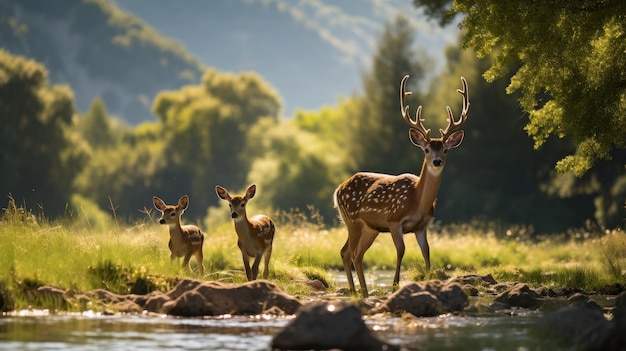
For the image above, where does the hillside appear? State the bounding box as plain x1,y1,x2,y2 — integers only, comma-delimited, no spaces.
0,0,205,124
0,0,455,123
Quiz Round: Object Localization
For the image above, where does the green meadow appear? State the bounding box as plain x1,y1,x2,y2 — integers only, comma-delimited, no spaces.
1,200,624,311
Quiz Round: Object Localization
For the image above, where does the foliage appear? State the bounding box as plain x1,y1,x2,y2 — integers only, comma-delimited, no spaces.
149,69,283,218
413,0,626,176
0,49,85,217
427,45,593,231
77,97,117,149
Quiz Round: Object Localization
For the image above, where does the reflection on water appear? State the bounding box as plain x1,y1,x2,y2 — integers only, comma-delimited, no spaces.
0,311,287,351
1,308,548,351
2,271,609,351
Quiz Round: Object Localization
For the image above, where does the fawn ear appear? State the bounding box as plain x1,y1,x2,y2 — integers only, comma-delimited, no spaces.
215,186,230,200
246,184,257,199
178,195,189,210
153,196,166,211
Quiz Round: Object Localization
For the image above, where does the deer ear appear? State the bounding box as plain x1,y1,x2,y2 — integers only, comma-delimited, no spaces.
153,196,166,211
445,130,464,149
409,128,429,150
178,195,189,210
246,184,257,199
215,186,230,200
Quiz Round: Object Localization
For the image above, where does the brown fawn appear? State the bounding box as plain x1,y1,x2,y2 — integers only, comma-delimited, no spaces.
152,195,205,275
215,184,275,281
334,75,470,297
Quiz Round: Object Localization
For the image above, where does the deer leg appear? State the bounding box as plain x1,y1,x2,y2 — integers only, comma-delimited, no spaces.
262,246,272,279
341,221,364,294
251,252,263,280
340,237,357,293
353,227,379,298
415,229,430,271
389,224,406,290
182,253,192,272
240,249,253,281
195,249,205,275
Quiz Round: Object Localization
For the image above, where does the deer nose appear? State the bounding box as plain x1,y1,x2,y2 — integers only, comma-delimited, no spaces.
159,219,166,224
231,212,238,219
433,158,443,167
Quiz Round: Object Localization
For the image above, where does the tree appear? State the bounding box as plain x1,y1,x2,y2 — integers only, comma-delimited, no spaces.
414,0,626,176
79,97,115,149
244,118,345,223
430,45,590,232
0,49,84,216
149,69,282,218
351,15,432,175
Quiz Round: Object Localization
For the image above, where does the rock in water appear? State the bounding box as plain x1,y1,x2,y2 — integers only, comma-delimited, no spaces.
271,301,398,351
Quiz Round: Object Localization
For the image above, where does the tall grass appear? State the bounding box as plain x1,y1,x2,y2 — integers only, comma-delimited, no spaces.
1,199,624,311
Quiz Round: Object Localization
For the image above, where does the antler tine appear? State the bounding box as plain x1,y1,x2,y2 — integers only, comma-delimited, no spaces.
440,76,470,139
400,75,430,140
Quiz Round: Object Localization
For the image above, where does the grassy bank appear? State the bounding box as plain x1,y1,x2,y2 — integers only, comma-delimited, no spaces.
1,203,624,311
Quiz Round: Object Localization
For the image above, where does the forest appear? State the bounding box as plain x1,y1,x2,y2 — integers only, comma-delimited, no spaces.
1,0,625,234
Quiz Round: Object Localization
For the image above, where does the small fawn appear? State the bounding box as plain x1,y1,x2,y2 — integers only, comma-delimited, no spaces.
215,184,275,281
152,195,205,275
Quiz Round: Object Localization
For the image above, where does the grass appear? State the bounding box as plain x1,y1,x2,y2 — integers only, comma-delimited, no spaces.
1,200,624,311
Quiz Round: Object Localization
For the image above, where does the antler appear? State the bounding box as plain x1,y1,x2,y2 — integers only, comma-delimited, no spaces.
400,75,431,140
439,77,470,140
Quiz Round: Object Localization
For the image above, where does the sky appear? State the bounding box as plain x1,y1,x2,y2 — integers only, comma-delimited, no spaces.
114,0,459,116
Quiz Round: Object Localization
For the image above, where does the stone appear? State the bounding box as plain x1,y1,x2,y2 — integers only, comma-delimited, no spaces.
271,301,397,351
493,283,543,309
374,280,468,317
160,279,302,317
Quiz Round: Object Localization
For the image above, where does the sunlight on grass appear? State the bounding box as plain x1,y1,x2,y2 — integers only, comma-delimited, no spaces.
1,201,624,310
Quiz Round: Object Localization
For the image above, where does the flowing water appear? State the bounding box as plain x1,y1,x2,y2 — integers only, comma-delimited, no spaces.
0,308,550,351
0,272,614,351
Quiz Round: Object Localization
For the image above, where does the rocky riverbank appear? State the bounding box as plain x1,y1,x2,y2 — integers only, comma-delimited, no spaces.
3,274,625,351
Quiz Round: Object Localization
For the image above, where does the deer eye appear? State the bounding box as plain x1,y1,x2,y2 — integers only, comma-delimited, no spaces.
444,149,448,153
241,203,245,208
424,148,430,154
170,212,176,217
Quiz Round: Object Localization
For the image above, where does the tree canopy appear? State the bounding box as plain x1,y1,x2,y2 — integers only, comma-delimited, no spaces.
414,0,626,176
0,49,83,216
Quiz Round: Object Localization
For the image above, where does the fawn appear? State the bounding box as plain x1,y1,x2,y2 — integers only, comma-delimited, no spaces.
152,195,205,275
215,184,275,281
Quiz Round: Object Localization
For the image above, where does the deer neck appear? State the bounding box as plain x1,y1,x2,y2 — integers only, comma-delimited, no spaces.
167,220,185,242
234,215,253,238
415,161,443,211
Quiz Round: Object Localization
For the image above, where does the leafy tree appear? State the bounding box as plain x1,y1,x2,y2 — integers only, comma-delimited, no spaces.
430,45,588,231
150,69,282,218
351,15,432,175
0,49,84,216
79,97,116,149
413,0,626,176
243,119,342,223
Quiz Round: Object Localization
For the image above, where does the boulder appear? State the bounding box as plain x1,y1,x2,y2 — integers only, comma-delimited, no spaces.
493,283,543,309
536,294,605,339
576,291,626,351
160,279,302,317
271,301,398,351
374,280,468,317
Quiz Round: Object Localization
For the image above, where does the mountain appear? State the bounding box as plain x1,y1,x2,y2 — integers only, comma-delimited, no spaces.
114,0,457,116
0,0,456,124
0,0,205,124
